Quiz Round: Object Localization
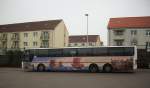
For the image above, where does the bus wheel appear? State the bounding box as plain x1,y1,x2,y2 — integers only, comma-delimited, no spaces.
89,64,99,73
103,64,113,73
37,64,45,72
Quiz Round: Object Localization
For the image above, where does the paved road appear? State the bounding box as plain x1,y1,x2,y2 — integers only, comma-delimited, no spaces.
0,68,150,88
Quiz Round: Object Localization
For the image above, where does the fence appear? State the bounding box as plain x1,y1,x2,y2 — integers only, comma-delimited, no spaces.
0,49,23,67
137,49,150,68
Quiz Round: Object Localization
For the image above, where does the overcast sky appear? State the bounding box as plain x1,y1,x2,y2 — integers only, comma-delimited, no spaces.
0,0,150,45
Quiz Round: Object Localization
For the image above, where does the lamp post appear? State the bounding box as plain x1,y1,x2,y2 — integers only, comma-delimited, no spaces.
85,14,89,47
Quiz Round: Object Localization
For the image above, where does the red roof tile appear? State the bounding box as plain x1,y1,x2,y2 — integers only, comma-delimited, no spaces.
69,35,99,43
0,19,62,32
108,16,150,29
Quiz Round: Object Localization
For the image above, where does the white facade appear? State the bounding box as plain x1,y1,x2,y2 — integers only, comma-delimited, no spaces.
108,28,150,49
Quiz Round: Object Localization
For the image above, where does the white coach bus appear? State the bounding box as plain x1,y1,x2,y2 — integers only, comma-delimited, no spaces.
22,46,137,72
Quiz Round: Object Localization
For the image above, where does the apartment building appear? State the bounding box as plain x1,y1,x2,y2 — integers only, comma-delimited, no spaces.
68,35,103,47
0,19,69,49
108,16,150,50
108,16,150,68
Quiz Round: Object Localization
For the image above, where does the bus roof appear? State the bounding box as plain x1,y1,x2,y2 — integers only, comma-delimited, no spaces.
25,46,136,50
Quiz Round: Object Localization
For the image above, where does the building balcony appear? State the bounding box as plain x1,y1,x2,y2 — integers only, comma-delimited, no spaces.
1,41,7,48
40,45,49,48
113,39,124,46
11,33,20,41
11,44,20,49
0,36,7,41
40,36,49,40
40,42,49,48
1,45,7,49
11,46,20,49
113,35,125,40
11,41,20,49
11,37,20,41
41,32,49,40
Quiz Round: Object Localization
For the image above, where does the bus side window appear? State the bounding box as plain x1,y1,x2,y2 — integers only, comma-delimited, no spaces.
108,47,124,56
38,49,48,57
124,47,134,56
77,48,92,56
48,49,63,57
92,47,108,56
63,48,77,57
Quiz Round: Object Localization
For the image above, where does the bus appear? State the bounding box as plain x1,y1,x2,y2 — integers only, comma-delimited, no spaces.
22,46,137,72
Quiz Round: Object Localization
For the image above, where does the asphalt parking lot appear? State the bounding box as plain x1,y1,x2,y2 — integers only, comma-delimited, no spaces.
0,68,150,88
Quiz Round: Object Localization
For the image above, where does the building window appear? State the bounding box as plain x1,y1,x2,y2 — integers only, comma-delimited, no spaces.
114,30,124,35
43,31,49,36
115,40,124,46
42,41,49,48
33,42,37,46
89,42,93,46
131,30,137,35
146,30,150,36
24,33,28,37
92,43,96,46
74,43,78,46
24,42,28,46
2,33,7,39
131,39,138,46
68,44,71,47
146,42,150,47
82,43,85,46
2,41,7,48
41,31,49,40
33,32,38,37
12,33,17,38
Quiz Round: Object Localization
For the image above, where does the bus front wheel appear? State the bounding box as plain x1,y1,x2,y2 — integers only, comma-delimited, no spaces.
37,64,45,72
89,64,99,73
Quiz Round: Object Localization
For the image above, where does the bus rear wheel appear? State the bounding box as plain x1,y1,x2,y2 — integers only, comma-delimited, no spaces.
103,64,113,73
89,64,99,73
37,64,45,72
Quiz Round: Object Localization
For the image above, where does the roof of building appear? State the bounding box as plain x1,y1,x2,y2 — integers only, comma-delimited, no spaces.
69,35,100,43
108,16,150,29
0,19,62,32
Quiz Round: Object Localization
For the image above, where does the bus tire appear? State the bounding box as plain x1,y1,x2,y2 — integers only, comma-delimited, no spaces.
103,64,113,73
37,64,45,72
89,64,99,73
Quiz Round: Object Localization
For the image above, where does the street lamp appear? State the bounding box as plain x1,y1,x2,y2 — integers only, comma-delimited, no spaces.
85,14,89,47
